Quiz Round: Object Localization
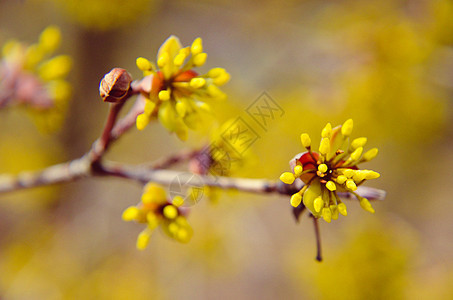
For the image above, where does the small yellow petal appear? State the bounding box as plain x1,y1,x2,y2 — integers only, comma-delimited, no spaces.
39,26,61,53
168,222,179,235
352,170,366,182
350,147,363,161
294,165,303,177
314,196,323,212
158,90,171,101
335,175,347,184
319,138,330,155
346,179,357,191
136,57,152,71
38,55,72,81
322,207,332,223
212,72,230,86
193,52,207,67
157,52,169,68
363,148,379,161
351,137,367,149
341,119,354,137
206,84,225,98
136,113,150,130
321,123,332,138
142,183,167,204
359,198,375,213
364,170,380,180
136,230,151,250
191,37,203,55
144,101,156,115
175,101,187,117
318,164,328,173
280,172,295,184
290,193,302,207
122,206,140,221
326,181,336,191
163,205,178,219
300,133,311,148
330,205,339,220
146,213,159,229
337,203,347,216
343,169,354,178
189,77,206,89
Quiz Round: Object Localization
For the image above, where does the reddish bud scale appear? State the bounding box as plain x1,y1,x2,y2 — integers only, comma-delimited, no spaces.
173,70,198,82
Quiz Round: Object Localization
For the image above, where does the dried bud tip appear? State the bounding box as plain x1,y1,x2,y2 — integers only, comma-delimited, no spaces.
99,68,132,103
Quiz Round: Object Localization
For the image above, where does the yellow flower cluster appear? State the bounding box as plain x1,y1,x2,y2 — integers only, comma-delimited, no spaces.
135,35,230,140
279,119,380,223
122,183,193,250
1,26,72,132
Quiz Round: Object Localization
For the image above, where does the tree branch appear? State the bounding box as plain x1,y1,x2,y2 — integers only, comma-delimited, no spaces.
0,157,386,202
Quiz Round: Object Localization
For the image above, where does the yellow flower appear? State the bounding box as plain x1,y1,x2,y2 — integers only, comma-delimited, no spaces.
135,36,230,140
0,26,72,132
279,119,381,223
122,183,193,249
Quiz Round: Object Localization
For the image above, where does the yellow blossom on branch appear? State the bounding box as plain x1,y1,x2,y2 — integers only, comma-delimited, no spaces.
0,26,72,132
135,35,230,140
279,119,380,223
122,183,193,250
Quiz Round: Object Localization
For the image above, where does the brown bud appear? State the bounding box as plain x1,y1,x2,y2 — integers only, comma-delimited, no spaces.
99,68,132,103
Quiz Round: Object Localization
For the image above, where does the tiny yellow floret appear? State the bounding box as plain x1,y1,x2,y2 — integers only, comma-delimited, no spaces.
336,175,347,184
212,72,230,86
364,170,380,180
158,90,171,101
337,203,347,216
122,206,140,221
341,119,354,136
350,147,363,161
136,113,150,131
314,196,324,212
330,205,339,220
294,165,303,176
136,230,151,250
363,148,379,161
136,57,152,71
326,181,337,191
346,179,357,191
191,37,203,55
318,164,328,173
321,123,332,138
146,213,159,229
300,133,311,148
322,207,332,223
351,137,367,149
343,169,354,178
319,138,330,155
190,77,206,89
193,53,207,67
290,193,302,207
359,198,375,213
163,205,178,219
280,172,295,184
157,52,169,68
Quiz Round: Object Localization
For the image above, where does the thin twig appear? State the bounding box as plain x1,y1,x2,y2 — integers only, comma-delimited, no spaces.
0,158,386,201
311,214,323,262
150,149,200,170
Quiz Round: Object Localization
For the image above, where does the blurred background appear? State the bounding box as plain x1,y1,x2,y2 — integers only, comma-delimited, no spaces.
1,0,453,299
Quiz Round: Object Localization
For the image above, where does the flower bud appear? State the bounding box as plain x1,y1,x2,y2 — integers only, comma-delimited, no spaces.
99,68,132,103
